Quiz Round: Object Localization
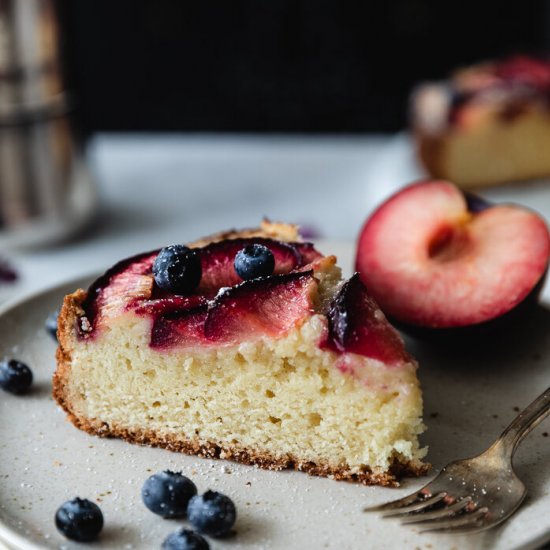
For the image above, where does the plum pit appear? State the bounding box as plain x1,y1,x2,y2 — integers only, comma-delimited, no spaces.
427,224,471,262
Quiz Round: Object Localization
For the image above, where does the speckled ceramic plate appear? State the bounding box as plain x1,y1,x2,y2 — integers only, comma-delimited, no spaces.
0,243,549,550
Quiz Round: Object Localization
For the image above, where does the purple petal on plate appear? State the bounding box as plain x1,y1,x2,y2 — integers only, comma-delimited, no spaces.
298,224,322,240
0,257,18,283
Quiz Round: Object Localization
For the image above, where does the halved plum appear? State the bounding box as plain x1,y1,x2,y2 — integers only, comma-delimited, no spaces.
355,180,550,331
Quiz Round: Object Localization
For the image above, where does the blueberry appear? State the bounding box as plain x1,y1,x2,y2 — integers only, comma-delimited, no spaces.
162,528,210,550
153,245,202,294
187,490,236,537
234,244,275,280
55,497,103,542
45,309,59,342
0,359,33,394
142,470,197,518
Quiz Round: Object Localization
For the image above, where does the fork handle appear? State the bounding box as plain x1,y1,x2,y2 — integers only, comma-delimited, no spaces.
494,386,550,457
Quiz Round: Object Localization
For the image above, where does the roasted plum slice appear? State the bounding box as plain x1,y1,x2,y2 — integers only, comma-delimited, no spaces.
326,274,410,365
79,237,323,345
151,306,209,349
198,238,302,292
204,271,316,344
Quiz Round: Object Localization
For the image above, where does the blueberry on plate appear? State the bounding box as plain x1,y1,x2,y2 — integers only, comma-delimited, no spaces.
0,359,33,394
153,245,202,294
187,490,236,537
162,528,210,550
55,497,103,542
142,470,197,518
45,309,60,342
234,244,275,280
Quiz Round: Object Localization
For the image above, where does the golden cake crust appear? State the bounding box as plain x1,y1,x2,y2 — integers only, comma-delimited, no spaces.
188,219,301,247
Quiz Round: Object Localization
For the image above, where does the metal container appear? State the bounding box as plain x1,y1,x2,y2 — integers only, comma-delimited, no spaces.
0,0,97,248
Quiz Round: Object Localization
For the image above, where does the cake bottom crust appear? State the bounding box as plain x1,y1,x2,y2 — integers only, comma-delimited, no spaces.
63,409,428,487
53,359,428,488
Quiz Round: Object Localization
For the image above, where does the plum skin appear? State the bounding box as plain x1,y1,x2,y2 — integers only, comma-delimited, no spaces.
390,269,547,343
463,191,492,213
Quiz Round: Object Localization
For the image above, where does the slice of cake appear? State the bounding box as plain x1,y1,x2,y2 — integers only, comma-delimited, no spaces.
412,55,550,188
53,221,427,486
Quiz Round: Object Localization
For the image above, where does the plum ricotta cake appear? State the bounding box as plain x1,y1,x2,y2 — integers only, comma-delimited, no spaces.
412,55,550,188
53,221,427,486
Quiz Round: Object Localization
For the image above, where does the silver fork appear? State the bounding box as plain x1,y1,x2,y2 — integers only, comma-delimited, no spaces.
365,387,550,534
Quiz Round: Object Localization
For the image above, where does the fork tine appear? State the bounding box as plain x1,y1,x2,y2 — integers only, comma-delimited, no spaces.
381,492,448,517
364,485,442,513
363,491,424,512
399,497,473,523
417,507,489,533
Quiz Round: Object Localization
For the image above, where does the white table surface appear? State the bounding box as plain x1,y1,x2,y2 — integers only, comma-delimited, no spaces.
6,131,550,306
3,133,395,299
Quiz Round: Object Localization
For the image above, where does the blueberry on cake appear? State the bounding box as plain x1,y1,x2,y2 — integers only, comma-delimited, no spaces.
412,55,550,188
53,221,427,486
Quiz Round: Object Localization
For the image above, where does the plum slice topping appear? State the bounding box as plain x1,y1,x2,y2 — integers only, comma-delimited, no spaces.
204,271,316,344
326,274,410,365
149,271,316,348
198,238,302,293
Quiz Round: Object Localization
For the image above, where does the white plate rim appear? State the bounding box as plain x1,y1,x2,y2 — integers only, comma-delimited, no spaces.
0,275,98,550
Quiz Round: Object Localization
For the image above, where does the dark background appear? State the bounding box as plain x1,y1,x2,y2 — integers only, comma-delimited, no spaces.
58,0,550,134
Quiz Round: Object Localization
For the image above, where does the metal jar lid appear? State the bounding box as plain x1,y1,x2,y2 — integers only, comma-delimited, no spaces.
0,0,98,248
